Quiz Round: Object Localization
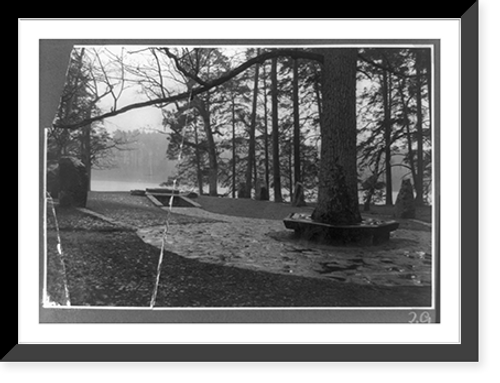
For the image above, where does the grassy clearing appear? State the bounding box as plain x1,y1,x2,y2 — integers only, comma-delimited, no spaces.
195,195,432,232
196,194,431,222
364,204,432,223
196,195,314,220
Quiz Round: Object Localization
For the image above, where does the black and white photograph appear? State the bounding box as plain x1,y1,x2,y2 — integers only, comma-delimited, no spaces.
42,41,437,318
12,13,485,367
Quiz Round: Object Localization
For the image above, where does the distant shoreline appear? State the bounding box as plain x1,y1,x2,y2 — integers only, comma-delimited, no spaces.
90,179,423,207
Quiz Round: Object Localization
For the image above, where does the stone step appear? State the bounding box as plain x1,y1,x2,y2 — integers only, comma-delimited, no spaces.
145,192,201,208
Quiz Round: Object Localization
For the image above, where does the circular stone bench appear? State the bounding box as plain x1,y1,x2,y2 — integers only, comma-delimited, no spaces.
283,213,399,245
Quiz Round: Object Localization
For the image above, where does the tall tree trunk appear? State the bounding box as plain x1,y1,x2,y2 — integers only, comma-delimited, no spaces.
288,135,293,198
271,57,283,203
363,191,374,212
253,152,258,194
382,64,393,206
262,62,270,190
424,48,432,203
425,48,432,141
311,48,362,225
398,77,418,187
193,122,204,195
231,97,236,198
314,76,323,130
292,58,301,186
363,149,383,212
244,59,260,198
194,95,218,196
415,49,425,206
80,106,92,191
204,115,218,197
196,57,219,196
81,124,92,191
292,58,306,207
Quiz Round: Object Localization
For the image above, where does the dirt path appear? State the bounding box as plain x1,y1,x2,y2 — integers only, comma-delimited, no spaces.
138,207,433,288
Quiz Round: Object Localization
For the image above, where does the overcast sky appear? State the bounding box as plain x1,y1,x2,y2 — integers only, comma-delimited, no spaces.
82,45,252,133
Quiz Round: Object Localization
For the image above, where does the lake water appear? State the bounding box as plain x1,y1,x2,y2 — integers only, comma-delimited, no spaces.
91,179,164,192
91,179,402,204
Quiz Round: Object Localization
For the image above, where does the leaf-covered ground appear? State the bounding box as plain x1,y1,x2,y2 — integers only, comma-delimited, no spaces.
44,192,432,307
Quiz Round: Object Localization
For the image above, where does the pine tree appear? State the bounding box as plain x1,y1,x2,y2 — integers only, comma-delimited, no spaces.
312,48,362,225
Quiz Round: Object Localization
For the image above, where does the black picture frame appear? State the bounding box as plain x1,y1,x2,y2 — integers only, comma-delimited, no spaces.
13,8,479,361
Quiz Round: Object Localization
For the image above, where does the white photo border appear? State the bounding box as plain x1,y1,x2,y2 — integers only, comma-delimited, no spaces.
14,13,477,361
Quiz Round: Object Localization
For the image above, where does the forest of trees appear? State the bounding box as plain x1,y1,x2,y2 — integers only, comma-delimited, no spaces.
49,45,433,225
160,48,324,200
47,48,135,189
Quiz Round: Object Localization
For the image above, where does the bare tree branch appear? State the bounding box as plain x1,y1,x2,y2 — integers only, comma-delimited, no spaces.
54,49,324,130
151,48,167,99
161,48,208,86
114,48,127,101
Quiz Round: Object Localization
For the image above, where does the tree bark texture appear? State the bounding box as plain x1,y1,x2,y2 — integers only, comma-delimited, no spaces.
262,62,270,191
193,96,218,196
424,48,432,145
81,124,92,191
415,49,425,206
398,77,418,188
288,136,293,196
193,122,204,195
231,98,236,198
382,63,393,206
244,61,260,198
271,57,283,203
363,149,383,212
311,48,362,225
314,77,323,131
293,58,301,185
79,106,92,191
291,59,306,207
